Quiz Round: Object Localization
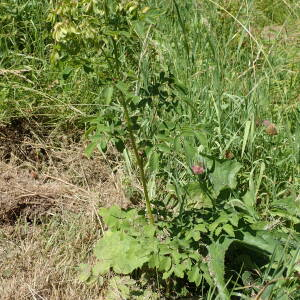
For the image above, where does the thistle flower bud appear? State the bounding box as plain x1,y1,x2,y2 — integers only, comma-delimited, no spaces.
192,165,205,175
262,120,272,127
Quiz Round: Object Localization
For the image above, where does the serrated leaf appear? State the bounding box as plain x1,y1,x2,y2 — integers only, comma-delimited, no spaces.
94,231,122,259
185,230,200,241
186,182,213,207
99,206,124,228
250,221,269,231
192,231,201,241
183,140,197,163
171,250,181,264
143,224,156,238
208,238,234,299
209,160,242,196
96,139,108,152
215,226,222,236
132,20,145,36
271,196,300,217
148,253,160,268
107,276,135,300
103,86,114,105
243,189,256,208
270,210,300,223
181,127,196,137
94,231,150,275
159,244,172,255
116,81,129,94
209,220,221,233
173,263,185,278
84,142,98,158
147,149,159,174
113,243,149,274
158,256,172,272
195,223,207,233
195,130,208,149
240,230,283,259
131,95,141,104
189,252,202,261
223,224,235,237
157,142,171,153
113,258,135,274
187,265,202,286
228,213,240,227
162,267,174,280
94,124,111,132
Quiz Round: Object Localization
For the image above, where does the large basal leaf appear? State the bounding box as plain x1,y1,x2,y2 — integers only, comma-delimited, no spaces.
207,238,234,300
239,230,284,260
98,206,141,231
187,264,202,286
209,160,242,196
94,231,151,275
186,182,213,207
271,196,300,221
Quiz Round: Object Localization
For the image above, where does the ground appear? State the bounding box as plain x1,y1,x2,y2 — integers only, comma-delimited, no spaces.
0,119,128,299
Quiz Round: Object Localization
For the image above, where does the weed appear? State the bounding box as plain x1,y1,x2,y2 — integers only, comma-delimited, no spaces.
1,0,300,299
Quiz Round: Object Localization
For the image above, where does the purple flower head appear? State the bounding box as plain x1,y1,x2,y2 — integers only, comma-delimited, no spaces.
192,165,205,175
262,120,271,127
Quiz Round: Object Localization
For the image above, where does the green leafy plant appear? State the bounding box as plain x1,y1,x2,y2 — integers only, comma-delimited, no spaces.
50,0,160,223
79,164,299,298
49,0,300,298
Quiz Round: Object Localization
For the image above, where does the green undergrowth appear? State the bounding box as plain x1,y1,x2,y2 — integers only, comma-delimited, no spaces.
1,0,300,299
0,0,103,128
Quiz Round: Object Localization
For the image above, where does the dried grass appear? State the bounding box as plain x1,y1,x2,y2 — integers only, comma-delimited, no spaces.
0,130,130,299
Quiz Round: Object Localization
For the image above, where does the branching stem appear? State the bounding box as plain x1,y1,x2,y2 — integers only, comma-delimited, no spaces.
111,37,154,225
120,94,155,224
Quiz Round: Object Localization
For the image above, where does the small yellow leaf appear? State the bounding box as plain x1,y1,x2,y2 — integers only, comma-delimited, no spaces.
142,6,150,13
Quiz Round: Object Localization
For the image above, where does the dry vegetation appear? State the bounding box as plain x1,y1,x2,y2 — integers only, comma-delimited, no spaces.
0,120,129,299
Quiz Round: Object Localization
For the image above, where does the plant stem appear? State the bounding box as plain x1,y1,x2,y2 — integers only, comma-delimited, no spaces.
119,93,155,225
111,38,154,224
